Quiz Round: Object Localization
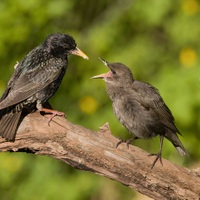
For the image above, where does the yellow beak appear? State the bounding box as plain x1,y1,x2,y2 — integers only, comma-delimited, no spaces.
71,47,89,60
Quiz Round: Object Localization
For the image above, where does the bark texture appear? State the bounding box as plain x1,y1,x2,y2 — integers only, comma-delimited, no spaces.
0,112,200,200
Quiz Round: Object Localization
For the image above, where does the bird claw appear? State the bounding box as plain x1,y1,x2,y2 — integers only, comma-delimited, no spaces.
38,107,66,126
47,111,65,126
148,152,163,169
116,138,134,149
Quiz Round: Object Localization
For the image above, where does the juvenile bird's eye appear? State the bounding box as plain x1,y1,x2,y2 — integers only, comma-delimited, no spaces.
111,69,117,75
92,60,188,169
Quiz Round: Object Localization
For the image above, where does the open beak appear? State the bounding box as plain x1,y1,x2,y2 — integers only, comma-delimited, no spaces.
98,57,108,66
71,47,89,60
91,71,113,79
91,57,112,79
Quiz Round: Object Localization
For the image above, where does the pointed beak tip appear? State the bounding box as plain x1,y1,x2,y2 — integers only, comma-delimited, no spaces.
84,55,89,60
72,47,89,60
98,57,108,66
80,52,89,60
90,75,98,79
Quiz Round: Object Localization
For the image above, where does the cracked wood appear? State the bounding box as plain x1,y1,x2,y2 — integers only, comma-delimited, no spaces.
0,111,200,200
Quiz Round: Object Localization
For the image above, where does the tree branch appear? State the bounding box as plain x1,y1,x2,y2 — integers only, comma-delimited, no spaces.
0,112,200,200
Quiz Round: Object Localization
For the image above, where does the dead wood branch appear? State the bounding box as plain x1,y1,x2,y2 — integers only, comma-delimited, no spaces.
0,112,200,200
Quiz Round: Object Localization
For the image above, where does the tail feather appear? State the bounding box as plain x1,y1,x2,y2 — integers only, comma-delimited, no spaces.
176,146,188,156
0,111,22,141
165,130,188,156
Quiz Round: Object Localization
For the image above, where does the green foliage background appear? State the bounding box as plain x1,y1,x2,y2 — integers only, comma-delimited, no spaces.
0,0,200,199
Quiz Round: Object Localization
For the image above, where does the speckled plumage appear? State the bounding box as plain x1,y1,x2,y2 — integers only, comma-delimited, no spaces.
92,58,187,168
0,33,88,141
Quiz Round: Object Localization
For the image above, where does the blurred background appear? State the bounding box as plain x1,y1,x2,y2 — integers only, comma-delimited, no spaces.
0,0,200,199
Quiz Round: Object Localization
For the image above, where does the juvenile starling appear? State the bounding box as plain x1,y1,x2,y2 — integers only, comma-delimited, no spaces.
91,58,187,168
0,33,88,141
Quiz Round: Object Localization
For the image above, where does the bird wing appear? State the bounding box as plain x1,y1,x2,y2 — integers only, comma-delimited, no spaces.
131,81,180,134
132,81,165,108
0,59,65,109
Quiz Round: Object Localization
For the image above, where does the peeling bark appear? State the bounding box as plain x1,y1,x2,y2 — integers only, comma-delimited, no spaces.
0,111,200,200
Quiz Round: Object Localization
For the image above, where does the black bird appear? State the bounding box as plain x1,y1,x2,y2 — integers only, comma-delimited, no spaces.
91,58,187,168
0,33,88,141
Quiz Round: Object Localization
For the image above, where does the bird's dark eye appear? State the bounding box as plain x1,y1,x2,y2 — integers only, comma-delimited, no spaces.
111,69,117,75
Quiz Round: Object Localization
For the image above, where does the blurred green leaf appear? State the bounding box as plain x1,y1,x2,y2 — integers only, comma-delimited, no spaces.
1,0,200,199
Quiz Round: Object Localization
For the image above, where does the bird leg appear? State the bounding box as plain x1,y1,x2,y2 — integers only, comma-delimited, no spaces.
36,102,65,126
116,137,138,149
148,135,164,169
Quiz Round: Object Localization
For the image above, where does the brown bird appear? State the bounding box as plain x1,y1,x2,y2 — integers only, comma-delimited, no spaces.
91,58,187,168
0,33,88,141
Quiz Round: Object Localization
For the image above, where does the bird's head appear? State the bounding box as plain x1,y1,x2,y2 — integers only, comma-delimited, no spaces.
44,33,88,59
91,58,134,86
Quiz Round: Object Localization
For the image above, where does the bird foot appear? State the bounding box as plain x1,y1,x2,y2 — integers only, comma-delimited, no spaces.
39,108,65,126
116,138,134,149
148,152,163,169
47,111,65,126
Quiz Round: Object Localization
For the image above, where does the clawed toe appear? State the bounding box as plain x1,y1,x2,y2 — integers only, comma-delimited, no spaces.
47,111,65,126
149,152,163,169
38,107,66,126
116,138,134,149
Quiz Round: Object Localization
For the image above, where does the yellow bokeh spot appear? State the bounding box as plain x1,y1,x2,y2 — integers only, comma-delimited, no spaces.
79,96,98,114
179,48,197,68
182,0,199,16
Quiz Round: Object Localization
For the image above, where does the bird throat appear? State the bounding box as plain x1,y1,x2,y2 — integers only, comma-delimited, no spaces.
106,83,125,101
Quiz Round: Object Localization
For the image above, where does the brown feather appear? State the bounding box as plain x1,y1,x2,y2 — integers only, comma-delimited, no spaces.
0,111,22,141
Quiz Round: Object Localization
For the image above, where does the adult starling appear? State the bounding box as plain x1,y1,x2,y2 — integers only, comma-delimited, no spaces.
91,58,187,168
0,33,88,141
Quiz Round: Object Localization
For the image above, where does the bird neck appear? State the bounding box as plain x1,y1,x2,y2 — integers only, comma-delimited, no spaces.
106,83,125,101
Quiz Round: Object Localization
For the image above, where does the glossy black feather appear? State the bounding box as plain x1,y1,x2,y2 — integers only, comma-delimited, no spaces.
0,33,86,141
